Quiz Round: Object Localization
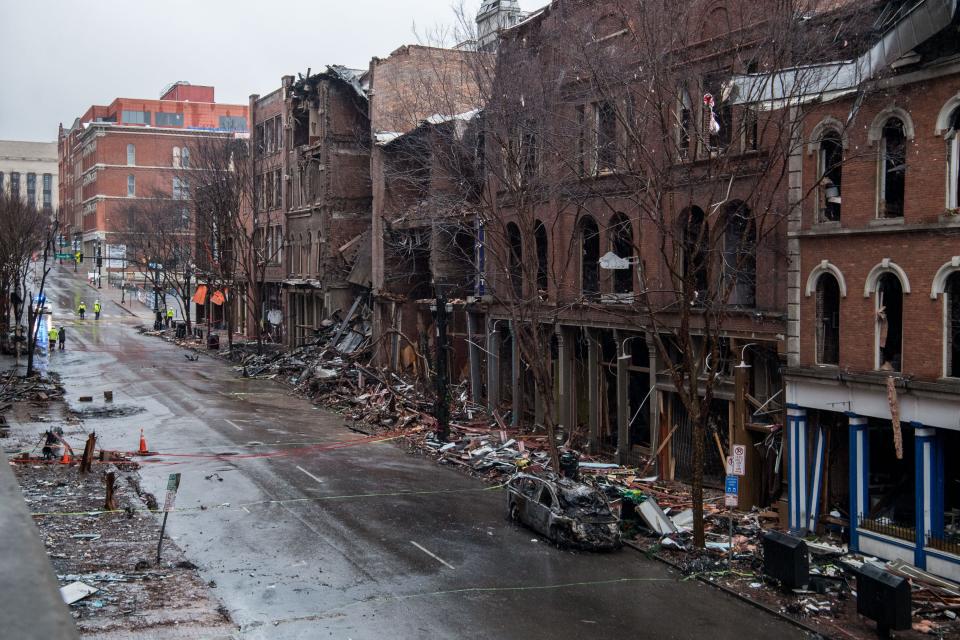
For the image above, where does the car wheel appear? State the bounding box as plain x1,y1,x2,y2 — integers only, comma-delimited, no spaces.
550,525,572,549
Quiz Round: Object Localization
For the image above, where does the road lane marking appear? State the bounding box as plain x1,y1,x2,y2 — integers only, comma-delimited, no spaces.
296,465,325,485
224,419,244,431
410,541,455,569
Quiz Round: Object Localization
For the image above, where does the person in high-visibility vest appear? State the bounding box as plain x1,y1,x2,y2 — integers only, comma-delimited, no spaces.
47,325,58,351
93,300,101,320
165,307,174,329
77,302,86,319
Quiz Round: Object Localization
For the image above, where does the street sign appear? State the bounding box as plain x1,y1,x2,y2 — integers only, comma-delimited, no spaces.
162,472,181,512
732,444,747,477
724,475,739,508
55,253,73,259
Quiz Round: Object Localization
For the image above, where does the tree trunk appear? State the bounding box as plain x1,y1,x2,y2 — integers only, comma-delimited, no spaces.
691,410,706,548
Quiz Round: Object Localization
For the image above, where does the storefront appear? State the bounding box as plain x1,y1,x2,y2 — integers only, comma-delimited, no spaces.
786,371,960,581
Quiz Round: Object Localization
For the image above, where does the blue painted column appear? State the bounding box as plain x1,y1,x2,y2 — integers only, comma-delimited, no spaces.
787,406,809,530
848,415,869,552
808,424,827,532
915,426,937,569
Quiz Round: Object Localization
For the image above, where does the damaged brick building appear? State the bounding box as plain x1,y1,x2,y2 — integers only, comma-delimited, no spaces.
249,67,372,347
752,0,960,581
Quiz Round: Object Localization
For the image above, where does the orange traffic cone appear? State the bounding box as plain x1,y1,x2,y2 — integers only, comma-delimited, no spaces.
138,429,148,455
61,450,72,464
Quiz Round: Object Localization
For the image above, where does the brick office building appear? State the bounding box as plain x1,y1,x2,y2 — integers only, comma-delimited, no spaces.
249,67,372,347
58,83,248,269
763,2,960,580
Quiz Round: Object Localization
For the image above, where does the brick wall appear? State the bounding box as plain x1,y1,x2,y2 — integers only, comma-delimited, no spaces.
797,72,960,381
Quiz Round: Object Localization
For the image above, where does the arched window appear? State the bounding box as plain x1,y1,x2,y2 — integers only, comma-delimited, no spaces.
126,174,135,197
181,146,190,169
876,272,904,371
126,144,136,166
609,213,634,294
534,220,548,293
818,130,843,222
878,118,907,218
682,206,708,298
506,222,523,298
172,147,181,168
579,216,600,299
946,272,960,377
723,202,755,307
946,107,960,210
815,273,840,365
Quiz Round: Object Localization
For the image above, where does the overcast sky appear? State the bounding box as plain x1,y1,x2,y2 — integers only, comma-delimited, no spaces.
0,0,541,142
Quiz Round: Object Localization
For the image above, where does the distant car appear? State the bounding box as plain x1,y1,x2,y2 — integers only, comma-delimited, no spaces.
506,473,621,550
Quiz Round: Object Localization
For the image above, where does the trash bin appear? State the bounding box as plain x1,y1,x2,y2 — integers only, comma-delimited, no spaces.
175,321,187,339
207,333,220,350
559,450,580,479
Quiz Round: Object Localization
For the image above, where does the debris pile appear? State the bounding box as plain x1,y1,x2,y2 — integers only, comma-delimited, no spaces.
13,457,233,636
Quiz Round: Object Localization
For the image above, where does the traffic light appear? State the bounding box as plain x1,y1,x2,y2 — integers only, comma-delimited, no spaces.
96,256,103,268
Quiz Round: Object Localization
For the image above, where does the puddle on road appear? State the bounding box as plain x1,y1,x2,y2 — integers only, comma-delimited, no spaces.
70,405,146,419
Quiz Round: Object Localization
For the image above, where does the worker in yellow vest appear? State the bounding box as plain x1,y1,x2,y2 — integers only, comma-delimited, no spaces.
166,306,175,329
47,325,58,351
93,300,102,320
77,302,86,319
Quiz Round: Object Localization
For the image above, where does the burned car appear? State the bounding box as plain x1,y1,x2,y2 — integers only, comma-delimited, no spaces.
506,473,621,550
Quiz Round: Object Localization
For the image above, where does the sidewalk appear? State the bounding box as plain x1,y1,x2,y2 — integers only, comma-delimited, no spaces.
0,458,79,640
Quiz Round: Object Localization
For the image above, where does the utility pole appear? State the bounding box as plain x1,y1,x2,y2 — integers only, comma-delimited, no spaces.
433,292,450,442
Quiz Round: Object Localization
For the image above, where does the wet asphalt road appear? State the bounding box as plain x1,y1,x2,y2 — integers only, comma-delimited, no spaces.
39,268,806,640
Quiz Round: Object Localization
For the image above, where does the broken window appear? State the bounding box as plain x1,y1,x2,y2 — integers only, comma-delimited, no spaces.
819,131,842,222
876,272,903,371
182,147,189,168
682,206,708,300
815,273,840,365
704,74,732,153
723,202,756,307
506,222,523,298
534,220,548,293
862,420,915,542
609,213,634,295
576,104,587,176
172,146,181,168
947,271,960,378
538,484,554,508
743,107,758,152
579,215,600,299
677,87,692,159
595,101,617,173
878,118,906,218
947,107,960,210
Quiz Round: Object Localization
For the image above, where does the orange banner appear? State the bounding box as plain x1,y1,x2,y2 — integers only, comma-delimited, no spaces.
210,290,225,306
192,285,208,304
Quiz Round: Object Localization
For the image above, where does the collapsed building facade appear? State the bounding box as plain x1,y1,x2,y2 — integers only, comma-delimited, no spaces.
249,67,372,347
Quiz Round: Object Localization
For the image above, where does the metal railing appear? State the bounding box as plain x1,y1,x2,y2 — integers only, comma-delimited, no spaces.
860,516,915,543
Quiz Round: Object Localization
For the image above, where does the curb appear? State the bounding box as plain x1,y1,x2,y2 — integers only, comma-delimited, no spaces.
623,540,829,638
112,300,138,317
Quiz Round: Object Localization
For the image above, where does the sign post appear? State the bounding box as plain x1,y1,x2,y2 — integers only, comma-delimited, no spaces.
156,473,181,564
724,474,739,569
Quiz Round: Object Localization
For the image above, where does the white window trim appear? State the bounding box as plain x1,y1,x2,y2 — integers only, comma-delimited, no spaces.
804,260,848,298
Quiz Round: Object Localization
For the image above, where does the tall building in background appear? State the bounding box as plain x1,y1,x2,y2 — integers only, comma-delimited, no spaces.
0,140,58,214
57,82,248,261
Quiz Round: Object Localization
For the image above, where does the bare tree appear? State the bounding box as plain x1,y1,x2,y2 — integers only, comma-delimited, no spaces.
181,134,260,353
0,194,47,361
382,0,878,546
24,217,59,377
116,190,196,331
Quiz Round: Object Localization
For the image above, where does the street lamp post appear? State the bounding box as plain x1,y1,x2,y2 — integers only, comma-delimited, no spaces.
96,241,103,289
431,291,451,442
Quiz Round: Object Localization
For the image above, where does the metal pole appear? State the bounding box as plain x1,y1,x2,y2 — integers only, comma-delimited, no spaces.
156,512,170,564
434,292,450,442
